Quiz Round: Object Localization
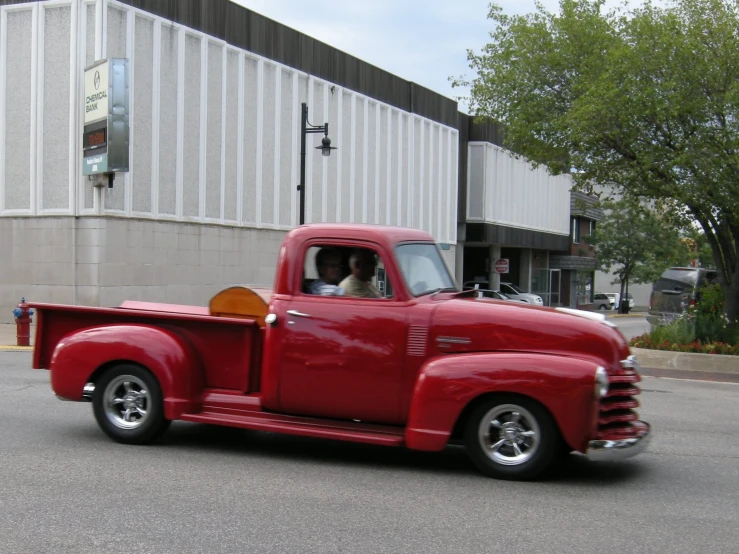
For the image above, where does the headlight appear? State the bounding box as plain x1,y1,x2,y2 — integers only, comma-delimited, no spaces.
594,366,609,398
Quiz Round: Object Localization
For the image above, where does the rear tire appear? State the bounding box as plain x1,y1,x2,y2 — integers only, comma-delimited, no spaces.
464,395,561,481
92,363,170,445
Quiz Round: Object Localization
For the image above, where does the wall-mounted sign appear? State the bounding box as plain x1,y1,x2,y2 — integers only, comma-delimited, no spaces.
83,58,129,176
494,258,509,274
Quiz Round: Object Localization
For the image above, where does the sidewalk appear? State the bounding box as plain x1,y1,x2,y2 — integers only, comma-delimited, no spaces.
0,323,34,351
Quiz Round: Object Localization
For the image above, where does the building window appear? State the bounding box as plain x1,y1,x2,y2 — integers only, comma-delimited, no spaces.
572,218,580,244
574,270,594,306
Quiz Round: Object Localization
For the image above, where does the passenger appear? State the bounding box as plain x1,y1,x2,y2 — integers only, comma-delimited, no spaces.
339,249,381,298
310,247,346,296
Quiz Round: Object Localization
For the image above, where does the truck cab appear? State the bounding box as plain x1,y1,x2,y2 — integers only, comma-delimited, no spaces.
29,223,651,481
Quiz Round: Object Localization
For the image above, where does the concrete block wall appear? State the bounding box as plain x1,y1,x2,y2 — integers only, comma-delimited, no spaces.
0,216,287,323
0,217,77,323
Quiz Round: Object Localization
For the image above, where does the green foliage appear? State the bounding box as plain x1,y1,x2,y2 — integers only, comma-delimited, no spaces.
645,316,696,345
586,197,691,291
629,281,739,353
453,0,739,321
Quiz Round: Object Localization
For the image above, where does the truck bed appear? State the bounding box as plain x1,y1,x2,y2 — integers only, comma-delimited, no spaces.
31,301,261,392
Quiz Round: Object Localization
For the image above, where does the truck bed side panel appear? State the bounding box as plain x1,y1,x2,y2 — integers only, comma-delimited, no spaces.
33,304,258,392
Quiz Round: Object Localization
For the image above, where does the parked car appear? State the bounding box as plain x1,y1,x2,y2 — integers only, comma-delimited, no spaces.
29,224,650,481
500,282,545,305
605,292,634,310
462,287,527,303
463,280,544,305
647,266,718,328
593,293,613,310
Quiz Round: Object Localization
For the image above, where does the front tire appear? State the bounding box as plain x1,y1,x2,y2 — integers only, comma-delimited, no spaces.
92,364,171,444
464,395,560,481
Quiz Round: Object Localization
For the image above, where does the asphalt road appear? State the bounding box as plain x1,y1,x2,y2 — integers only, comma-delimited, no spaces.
610,314,650,341
2,351,738,554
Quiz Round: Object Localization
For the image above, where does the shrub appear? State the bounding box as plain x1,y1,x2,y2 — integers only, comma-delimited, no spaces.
630,281,739,355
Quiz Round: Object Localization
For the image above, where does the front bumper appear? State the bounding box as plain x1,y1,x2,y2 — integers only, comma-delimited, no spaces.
585,422,651,462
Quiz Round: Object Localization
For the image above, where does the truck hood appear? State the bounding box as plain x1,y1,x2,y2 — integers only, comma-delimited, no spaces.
430,297,630,369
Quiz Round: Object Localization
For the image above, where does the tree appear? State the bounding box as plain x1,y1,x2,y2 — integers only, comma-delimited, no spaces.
452,0,739,320
586,198,692,310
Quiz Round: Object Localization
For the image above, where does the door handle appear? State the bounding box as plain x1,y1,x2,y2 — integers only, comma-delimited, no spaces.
287,310,311,318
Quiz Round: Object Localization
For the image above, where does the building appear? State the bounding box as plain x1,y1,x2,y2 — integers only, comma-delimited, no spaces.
549,191,604,309
0,0,577,322
457,119,572,304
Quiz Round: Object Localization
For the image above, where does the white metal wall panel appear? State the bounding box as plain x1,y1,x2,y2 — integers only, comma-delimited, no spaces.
182,33,200,219
2,7,34,212
467,142,570,236
277,68,293,227
366,100,377,225
224,49,239,223
242,55,258,226
260,62,276,227
466,144,485,221
157,22,177,216
340,91,352,223
205,40,223,221
326,84,339,223
132,14,152,214
0,0,460,244
391,110,400,226
40,4,72,212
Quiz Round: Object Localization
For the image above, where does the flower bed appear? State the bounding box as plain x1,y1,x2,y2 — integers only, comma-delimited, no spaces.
629,334,739,356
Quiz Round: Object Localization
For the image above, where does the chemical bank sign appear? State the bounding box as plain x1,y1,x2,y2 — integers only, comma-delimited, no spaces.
83,58,129,176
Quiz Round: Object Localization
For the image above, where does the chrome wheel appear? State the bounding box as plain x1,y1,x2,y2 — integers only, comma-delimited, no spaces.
478,403,540,466
103,374,150,430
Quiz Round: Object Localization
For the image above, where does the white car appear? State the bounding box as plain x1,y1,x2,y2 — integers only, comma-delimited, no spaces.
463,287,528,304
463,280,544,305
500,282,544,305
605,292,634,309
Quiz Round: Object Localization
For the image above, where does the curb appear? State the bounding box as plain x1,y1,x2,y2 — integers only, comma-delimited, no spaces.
631,347,739,375
0,345,33,352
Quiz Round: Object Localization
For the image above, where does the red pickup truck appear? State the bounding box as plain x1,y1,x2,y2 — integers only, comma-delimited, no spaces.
29,223,650,480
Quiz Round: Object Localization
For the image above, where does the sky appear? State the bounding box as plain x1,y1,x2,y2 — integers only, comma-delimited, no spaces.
232,0,662,112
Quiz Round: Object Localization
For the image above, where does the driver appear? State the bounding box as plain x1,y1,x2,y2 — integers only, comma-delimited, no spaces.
310,247,346,296
339,249,381,298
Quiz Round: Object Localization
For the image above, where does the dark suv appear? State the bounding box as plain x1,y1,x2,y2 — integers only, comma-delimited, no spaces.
647,267,718,328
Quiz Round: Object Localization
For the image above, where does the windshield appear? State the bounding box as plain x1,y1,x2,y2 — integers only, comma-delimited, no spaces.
395,243,457,296
504,283,525,294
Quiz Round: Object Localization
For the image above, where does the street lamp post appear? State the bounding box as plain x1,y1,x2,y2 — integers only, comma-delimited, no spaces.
298,102,336,225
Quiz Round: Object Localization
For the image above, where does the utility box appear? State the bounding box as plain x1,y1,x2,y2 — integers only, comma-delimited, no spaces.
82,58,129,176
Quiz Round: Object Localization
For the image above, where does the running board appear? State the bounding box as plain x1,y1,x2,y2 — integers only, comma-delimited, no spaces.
180,410,405,447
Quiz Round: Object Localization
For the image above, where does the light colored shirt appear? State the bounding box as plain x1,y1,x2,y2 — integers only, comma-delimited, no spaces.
310,279,345,296
338,275,381,298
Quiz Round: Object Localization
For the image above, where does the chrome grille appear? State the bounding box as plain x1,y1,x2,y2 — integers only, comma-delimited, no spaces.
596,364,643,440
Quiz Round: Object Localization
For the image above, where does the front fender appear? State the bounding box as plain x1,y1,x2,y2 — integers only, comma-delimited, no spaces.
405,352,601,453
50,324,204,419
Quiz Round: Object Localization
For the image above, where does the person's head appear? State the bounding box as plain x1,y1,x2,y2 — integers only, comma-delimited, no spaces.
348,249,377,282
315,247,342,285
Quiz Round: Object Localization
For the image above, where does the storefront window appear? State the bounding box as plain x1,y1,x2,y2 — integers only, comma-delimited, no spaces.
574,270,594,306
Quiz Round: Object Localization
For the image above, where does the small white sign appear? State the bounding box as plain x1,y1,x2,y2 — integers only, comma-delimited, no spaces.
84,61,109,124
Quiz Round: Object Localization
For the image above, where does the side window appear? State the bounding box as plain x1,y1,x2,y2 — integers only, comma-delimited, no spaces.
301,244,394,299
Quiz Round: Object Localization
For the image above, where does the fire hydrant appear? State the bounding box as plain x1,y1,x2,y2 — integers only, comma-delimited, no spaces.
12,298,34,347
